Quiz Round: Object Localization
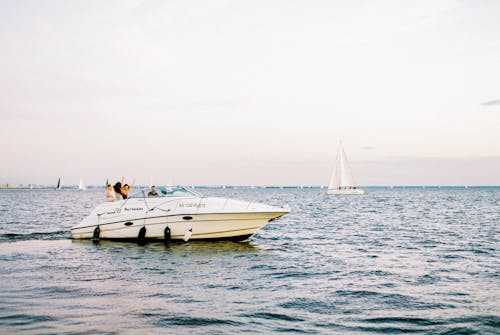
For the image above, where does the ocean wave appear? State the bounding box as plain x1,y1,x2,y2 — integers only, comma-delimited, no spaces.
0,231,69,242
141,313,243,327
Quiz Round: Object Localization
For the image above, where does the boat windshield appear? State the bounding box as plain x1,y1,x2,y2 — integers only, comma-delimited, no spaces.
129,186,201,199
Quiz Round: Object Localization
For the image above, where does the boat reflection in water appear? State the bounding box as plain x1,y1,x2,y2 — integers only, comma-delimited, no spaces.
71,238,263,256
71,186,289,242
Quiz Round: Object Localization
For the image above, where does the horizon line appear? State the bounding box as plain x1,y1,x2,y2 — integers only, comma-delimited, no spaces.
1,184,499,189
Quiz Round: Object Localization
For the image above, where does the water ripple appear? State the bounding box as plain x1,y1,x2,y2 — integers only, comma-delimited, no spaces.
142,313,244,327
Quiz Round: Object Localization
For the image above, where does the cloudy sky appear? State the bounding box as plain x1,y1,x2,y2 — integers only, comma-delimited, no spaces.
1,0,499,186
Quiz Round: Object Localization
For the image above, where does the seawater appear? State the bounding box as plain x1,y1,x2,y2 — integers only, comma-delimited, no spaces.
0,188,498,334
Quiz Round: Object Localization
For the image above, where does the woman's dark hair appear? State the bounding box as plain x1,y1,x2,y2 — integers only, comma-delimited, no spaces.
113,182,122,194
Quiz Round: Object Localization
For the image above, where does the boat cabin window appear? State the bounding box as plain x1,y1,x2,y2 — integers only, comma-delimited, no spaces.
129,186,200,198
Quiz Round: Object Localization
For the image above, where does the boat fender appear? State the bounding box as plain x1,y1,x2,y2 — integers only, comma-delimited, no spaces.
92,226,100,242
138,226,147,245
164,226,171,243
183,228,192,242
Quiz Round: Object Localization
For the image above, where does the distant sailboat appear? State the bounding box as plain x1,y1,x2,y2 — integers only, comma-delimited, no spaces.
78,179,86,191
326,141,364,195
55,178,62,190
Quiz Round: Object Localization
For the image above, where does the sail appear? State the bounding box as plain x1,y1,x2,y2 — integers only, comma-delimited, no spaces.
339,145,355,187
327,149,340,189
56,178,61,190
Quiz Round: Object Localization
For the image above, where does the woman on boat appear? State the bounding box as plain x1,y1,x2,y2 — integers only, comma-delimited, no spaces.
121,179,135,199
105,184,115,202
114,182,124,201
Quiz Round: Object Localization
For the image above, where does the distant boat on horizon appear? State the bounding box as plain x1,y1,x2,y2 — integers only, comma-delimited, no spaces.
55,177,61,190
78,179,86,191
326,141,364,195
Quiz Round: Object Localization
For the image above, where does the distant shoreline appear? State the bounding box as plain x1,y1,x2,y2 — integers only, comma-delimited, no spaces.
0,185,499,190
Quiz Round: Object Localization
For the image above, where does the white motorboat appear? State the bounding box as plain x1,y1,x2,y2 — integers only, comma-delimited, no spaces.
71,186,289,242
326,141,365,195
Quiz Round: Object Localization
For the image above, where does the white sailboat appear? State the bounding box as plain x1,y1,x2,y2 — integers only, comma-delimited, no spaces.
326,141,364,195
78,179,86,191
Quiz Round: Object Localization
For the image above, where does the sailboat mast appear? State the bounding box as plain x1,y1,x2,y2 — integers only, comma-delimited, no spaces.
339,143,346,187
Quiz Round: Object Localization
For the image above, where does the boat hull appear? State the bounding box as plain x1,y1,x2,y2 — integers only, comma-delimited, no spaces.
71,211,286,241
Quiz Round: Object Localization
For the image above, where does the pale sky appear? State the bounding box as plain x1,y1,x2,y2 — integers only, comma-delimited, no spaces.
1,0,499,186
